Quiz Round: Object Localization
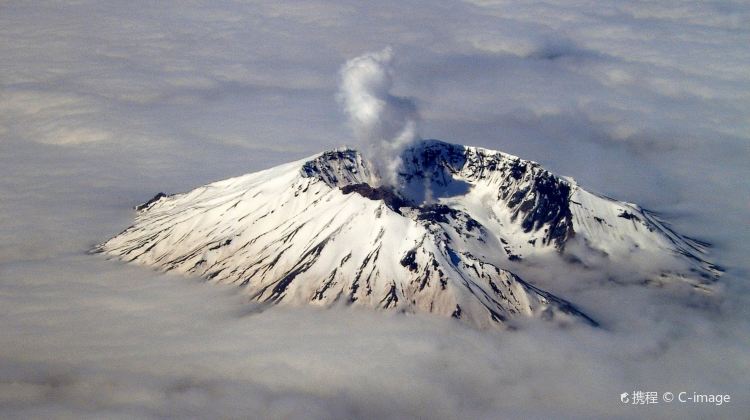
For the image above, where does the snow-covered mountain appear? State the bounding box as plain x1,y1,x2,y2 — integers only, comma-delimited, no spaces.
98,140,721,329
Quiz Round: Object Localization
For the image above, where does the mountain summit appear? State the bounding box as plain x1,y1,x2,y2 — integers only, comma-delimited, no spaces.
98,140,720,329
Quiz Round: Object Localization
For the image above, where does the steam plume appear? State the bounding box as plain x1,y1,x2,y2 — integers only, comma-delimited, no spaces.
338,47,419,186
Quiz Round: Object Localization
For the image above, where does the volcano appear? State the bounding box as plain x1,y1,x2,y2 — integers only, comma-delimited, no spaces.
98,140,721,329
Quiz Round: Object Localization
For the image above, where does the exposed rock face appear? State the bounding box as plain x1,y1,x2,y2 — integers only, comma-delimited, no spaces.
399,141,575,248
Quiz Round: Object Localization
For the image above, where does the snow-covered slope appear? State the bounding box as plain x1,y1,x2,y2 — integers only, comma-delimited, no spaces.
98,140,720,329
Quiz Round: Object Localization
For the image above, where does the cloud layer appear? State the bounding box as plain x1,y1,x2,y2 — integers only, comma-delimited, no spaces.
1,0,748,418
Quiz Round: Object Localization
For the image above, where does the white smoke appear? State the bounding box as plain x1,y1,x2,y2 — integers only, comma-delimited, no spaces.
338,47,419,186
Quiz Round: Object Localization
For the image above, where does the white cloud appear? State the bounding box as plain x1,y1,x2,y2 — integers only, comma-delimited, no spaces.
0,90,112,145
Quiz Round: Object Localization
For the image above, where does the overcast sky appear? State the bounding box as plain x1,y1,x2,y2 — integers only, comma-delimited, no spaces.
1,1,749,418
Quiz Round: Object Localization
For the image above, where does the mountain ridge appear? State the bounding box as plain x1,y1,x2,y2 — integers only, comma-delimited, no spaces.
97,139,720,329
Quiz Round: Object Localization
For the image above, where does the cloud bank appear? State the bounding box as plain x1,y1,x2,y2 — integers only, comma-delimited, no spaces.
338,47,420,186
1,0,748,418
